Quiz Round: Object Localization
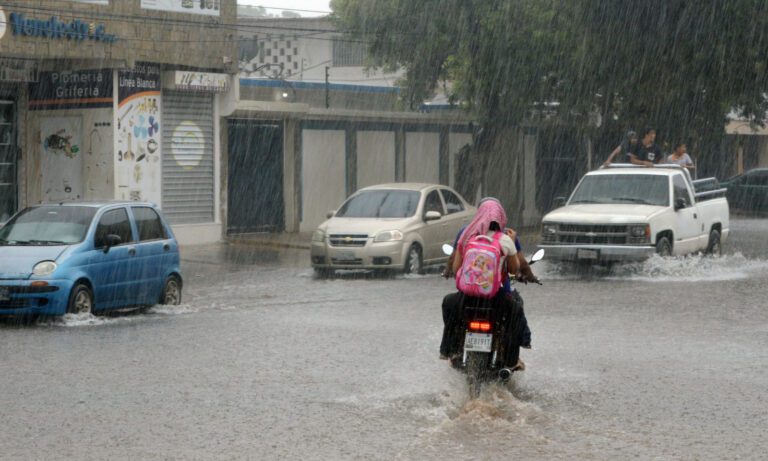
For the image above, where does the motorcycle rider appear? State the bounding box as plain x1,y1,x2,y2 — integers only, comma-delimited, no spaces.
443,202,538,348
439,198,536,369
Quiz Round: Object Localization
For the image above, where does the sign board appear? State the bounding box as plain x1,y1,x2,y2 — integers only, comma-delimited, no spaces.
8,12,117,43
141,0,220,16
29,70,113,110
115,63,162,204
164,71,229,93
0,58,38,83
0,9,7,41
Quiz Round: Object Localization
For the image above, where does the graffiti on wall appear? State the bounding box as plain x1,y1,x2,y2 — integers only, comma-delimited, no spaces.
40,116,83,202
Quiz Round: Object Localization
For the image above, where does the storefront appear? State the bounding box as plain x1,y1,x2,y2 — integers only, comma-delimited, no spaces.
0,58,36,221
160,71,229,242
0,1,237,243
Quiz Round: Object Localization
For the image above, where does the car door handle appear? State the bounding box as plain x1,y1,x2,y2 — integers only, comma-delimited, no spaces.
693,213,698,219
128,247,136,256
163,243,170,252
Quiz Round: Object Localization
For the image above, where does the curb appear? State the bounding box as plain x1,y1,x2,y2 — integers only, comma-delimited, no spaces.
225,237,311,251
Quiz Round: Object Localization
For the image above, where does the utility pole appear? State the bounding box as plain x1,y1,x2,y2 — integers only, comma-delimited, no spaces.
325,66,330,109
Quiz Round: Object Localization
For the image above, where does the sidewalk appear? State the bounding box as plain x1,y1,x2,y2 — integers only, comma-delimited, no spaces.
178,227,542,277
222,227,541,251
225,232,313,250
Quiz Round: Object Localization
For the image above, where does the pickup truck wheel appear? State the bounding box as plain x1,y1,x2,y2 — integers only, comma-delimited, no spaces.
706,229,722,256
656,237,672,257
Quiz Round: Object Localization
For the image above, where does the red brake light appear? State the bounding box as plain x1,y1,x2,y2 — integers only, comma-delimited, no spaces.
469,321,491,332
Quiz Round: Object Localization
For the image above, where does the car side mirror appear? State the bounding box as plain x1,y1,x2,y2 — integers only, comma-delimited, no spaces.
553,197,567,208
674,197,687,211
326,210,336,219
424,210,442,221
103,234,122,253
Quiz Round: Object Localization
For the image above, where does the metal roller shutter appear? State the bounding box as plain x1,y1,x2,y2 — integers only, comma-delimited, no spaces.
162,91,215,224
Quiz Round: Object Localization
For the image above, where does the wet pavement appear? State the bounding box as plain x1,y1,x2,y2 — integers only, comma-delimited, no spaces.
1,218,767,460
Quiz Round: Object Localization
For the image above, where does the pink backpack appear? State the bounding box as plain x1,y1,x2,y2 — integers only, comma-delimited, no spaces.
456,232,504,298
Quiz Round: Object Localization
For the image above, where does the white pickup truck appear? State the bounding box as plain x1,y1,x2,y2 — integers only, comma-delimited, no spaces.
538,164,730,264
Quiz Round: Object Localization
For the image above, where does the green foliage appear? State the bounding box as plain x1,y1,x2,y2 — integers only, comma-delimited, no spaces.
332,0,768,171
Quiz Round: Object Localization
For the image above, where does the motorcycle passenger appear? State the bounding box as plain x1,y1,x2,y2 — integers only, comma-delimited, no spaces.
443,201,538,348
439,198,530,368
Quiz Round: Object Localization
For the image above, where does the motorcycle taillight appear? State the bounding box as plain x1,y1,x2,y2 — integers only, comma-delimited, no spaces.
469,321,492,332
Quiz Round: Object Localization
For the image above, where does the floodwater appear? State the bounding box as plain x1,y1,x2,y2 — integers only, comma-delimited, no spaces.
1,218,767,460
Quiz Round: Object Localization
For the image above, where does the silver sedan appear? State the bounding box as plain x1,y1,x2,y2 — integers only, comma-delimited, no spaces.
310,183,476,275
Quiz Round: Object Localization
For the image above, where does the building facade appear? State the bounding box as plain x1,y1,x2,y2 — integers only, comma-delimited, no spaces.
0,0,236,244
227,16,541,235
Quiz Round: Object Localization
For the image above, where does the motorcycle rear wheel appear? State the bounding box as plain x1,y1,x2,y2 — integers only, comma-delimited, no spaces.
465,352,486,399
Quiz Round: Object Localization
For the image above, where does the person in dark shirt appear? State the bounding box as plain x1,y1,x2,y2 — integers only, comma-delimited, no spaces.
629,127,663,167
602,130,638,166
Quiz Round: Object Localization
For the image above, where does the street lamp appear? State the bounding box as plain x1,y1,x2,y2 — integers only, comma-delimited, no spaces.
242,63,298,101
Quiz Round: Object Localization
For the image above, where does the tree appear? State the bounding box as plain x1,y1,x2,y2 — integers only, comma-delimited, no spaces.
331,0,768,176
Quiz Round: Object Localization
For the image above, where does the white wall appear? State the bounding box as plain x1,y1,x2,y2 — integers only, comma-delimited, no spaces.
301,129,346,232
405,132,440,183
448,132,472,188
357,130,395,189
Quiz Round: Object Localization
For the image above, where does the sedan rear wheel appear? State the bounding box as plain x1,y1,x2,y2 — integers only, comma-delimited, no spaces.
404,244,424,275
161,276,182,305
67,283,93,315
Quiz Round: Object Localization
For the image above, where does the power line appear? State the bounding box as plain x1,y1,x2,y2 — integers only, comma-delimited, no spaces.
1,3,421,40
30,0,333,15
237,4,332,15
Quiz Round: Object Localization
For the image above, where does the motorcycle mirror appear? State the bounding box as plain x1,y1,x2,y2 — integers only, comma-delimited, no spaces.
442,244,454,256
529,248,545,264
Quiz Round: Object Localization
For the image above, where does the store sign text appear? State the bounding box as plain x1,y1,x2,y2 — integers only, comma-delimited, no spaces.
171,71,229,93
9,13,117,43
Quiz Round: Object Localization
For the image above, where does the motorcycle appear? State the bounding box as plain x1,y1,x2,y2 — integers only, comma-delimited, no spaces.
442,244,544,397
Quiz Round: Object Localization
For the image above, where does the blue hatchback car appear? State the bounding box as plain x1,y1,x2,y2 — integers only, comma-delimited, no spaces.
0,202,182,316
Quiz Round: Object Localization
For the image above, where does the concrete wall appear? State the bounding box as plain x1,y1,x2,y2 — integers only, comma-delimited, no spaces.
448,132,472,188
300,129,345,232
481,126,542,227
0,0,236,71
356,130,395,189
405,131,439,183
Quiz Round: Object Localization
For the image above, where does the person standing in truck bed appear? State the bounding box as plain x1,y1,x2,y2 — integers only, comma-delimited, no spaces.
629,127,664,167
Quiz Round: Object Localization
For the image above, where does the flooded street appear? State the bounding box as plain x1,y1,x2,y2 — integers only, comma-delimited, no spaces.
1,217,767,460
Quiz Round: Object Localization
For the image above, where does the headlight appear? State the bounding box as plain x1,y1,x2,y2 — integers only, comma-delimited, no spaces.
32,261,57,277
542,223,558,235
312,230,325,242
374,230,403,242
629,225,648,238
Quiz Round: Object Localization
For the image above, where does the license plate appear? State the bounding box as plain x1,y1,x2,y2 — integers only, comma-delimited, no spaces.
0,288,9,302
335,251,356,261
577,248,599,260
465,332,492,352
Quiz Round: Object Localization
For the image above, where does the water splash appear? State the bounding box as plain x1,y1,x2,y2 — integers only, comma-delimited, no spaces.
540,252,768,282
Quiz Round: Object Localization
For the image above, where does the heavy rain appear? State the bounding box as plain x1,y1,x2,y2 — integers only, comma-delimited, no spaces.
1,0,768,459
